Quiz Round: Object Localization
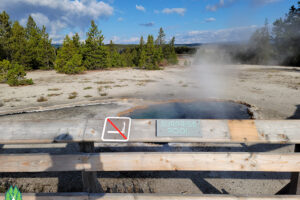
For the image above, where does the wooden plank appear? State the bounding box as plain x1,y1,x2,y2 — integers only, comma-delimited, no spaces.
79,142,100,193
0,119,87,144
255,121,300,144
228,120,259,142
1,193,300,200
0,152,300,172
289,144,300,194
0,119,300,144
89,193,300,200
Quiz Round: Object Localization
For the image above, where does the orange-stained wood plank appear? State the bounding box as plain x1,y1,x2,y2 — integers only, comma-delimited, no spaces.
228,120,260,142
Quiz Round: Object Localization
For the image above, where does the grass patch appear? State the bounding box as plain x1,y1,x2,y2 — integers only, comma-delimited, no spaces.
118,79,135,82
48,88,60,91
138,79,156,83
182,84,188,87
114,84,128,87
136,82,145,86
104,85,112,89
3,98,12,102
136,79,156,86
79,80,90,83
98,87,103,92
84,95,92,98
84,86,92,90
68,92,78,99
95,81,115,84
100,93,108,96
48,93,61,97
37,96,48,102
3,98,14,103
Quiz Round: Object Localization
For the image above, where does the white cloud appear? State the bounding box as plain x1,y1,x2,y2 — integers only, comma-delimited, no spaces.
123,37,140,43
206,0,225,11
205,17,216,22
139,22,155,27
136,5,145,12
30,12,50,26
205,0,281,12
251,0,282,6
162,8,186,16
0,0,114,43
111,36,120,43
0,0,114,19
118,17,124,21
175,25,258,44
105,36,140,44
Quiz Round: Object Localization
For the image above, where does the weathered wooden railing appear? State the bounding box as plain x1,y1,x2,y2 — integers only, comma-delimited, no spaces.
0,119,300,199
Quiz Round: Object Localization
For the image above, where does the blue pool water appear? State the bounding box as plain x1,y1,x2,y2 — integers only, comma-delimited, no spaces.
122,101,251,119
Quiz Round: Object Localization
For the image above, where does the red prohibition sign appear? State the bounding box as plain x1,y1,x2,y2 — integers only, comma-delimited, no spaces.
107,118,128,140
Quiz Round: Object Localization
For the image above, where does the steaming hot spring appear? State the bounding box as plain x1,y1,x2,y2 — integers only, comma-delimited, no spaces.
119,100,253,119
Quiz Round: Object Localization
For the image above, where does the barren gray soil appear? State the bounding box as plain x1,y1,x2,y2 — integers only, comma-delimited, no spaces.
0,60,299,195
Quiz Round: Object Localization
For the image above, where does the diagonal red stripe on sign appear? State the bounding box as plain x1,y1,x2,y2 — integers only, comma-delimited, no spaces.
107,118,128,140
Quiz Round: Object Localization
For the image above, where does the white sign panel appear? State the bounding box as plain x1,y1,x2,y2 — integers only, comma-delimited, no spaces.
101,117,131,142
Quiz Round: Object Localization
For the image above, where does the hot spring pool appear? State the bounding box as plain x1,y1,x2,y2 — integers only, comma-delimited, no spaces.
121,101,252,119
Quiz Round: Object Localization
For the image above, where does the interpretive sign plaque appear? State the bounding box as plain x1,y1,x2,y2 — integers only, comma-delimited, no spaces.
157,120,202,137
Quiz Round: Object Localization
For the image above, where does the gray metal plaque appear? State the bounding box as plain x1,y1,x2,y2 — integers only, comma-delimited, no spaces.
157,120,202,137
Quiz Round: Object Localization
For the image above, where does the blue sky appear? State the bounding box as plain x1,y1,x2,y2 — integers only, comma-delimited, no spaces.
0,0,297,44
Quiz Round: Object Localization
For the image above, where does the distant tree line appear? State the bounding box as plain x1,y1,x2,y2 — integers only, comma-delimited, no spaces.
229,2,300,66
0,12,178,85
55,25,178,74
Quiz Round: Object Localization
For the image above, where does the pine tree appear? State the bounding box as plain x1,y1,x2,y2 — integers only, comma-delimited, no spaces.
0,59,12,82
108,40,122,67
6,63,33,86
0,11,12,60
138,36,146,68
123,48,135,67
132,48,139,66
24,15,41,69
163,36,178,65
145,35,154,67
139,36,145,49
9,21,27,66
146,35,155,55
72,33,81,49
55,35,85,74
272,2,300,65
250,19,271,64
144,35,160,69
153,46,163,66
156,27,165,46
138,47,146,68
0,59,33,86
82,20,110,69
36,26,55,69
63,53,84,74
108,40,114,52
55,35,72,72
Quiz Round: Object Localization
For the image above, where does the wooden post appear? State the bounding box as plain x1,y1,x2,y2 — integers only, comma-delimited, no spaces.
79,142,100,193
289,144,300,194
